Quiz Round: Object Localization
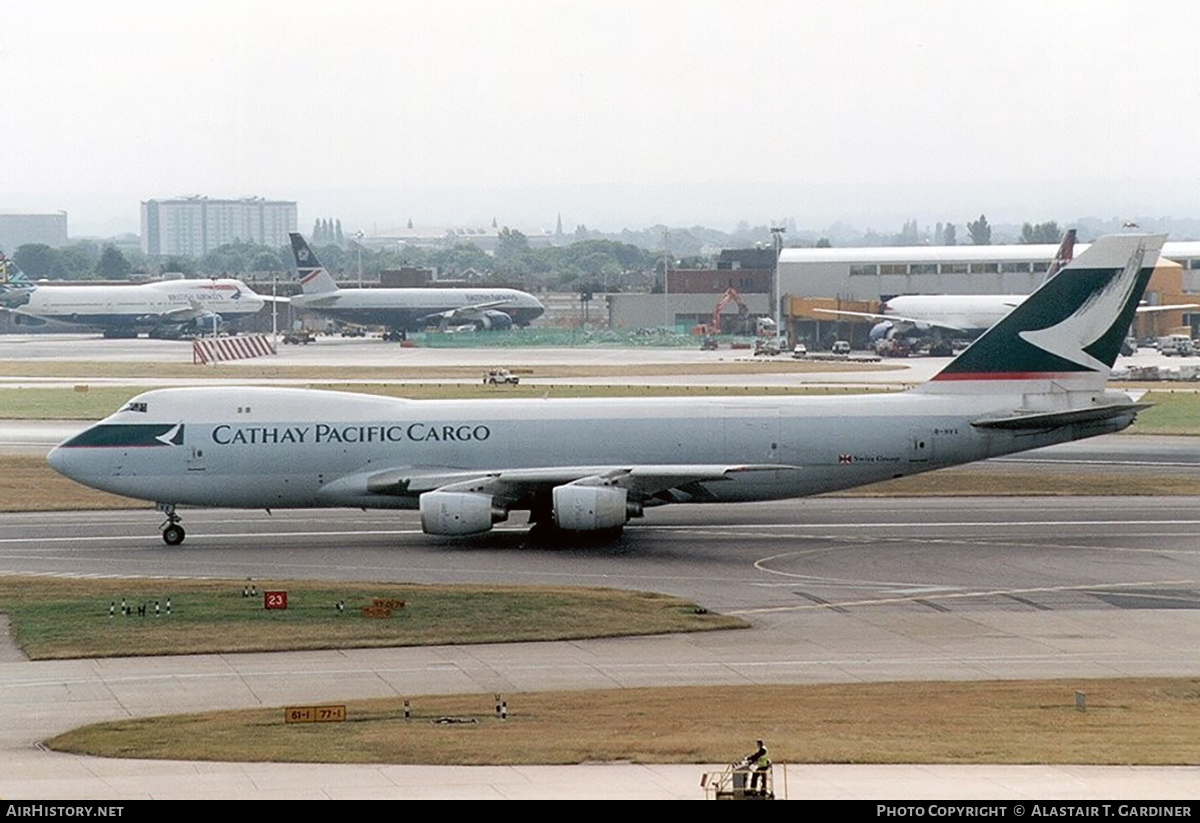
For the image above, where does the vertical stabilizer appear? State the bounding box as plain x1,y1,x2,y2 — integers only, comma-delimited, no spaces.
0,249,35,308
288,233,340,295
919,233,1165,395
1042,228,1077,281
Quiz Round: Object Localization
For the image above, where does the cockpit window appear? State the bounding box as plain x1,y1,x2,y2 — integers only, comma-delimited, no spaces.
121,402,148,413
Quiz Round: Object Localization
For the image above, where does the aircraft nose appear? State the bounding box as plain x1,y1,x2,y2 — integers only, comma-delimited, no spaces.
46,444,71,477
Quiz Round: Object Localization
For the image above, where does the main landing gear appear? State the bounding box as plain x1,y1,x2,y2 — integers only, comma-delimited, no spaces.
157,502,186,545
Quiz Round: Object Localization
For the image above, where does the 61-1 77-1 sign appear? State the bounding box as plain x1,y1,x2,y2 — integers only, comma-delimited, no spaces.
285,705,347,723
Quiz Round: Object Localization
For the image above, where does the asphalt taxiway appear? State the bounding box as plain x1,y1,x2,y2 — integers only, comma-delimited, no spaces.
0,334,1196,798
0,497,1197,799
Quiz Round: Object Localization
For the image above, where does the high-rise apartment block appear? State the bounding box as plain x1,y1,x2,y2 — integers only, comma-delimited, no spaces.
141,196,297,256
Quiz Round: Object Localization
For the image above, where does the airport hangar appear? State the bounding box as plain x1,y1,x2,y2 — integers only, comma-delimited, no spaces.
606,241,1200,346
778,240,1200,346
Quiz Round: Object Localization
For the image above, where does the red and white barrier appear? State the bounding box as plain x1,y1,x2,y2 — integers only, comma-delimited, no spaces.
192,334,277,364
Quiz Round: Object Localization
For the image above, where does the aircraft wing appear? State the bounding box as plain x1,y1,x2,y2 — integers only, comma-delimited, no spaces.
0,306,46,324
1136,302,1198,313
326,463,795,505
0,290,34,311
160,305,209,323
418,299,514,326
811,307,977,334
295,294,340,308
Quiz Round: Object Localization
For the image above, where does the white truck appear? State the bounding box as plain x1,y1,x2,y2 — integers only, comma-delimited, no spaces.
1157,334,1195,357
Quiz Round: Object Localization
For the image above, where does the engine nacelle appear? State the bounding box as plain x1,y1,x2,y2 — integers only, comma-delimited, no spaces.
475,310,514,331
869,320,895,342
552,485,630,531
419,491,503,535
191,311,224,330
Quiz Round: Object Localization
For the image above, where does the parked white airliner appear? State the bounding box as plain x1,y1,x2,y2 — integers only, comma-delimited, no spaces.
815,231,1192,344
0,274,270,338
48,234,1164,545
289,233,544,336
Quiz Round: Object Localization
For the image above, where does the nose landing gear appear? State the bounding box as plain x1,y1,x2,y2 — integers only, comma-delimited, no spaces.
157,502,186,545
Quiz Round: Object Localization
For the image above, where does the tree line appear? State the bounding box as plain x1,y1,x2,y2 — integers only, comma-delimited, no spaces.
4,215,1076,286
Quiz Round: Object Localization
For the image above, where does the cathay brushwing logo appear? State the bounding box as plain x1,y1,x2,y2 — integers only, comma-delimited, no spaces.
1017,240,1145,373
156,423,184,446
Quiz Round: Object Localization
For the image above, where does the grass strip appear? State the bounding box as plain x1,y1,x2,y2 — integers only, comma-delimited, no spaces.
0,576,744,660
46,678,1199,766
0,382,898,419
0,358,895,381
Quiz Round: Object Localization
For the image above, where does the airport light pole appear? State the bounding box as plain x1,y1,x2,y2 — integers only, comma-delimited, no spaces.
662,229,670,329
770,226,785,345
354,230,364,289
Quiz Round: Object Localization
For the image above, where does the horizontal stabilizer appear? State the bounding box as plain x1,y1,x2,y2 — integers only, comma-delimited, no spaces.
970,402,1150,430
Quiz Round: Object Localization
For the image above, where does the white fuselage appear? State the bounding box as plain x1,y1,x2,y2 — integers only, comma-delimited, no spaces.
882,294,1018,336
47,385,1134,512
12,279,266,332
290,287,545,331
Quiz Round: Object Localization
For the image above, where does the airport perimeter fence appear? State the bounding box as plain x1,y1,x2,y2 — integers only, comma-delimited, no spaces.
410,327,703,349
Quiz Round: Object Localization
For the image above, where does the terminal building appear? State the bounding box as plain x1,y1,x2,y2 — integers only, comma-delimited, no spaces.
141,196,297,257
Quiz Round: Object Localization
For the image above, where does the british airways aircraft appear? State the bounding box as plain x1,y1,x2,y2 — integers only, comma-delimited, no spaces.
0,268,270,339
288,233,544,336
48,234,1164,546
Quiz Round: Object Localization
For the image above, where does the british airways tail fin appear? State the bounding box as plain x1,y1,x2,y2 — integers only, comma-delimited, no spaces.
288,233,339,295
919,233,1165,394
0,250,33,287
0,250,35,309
1042,228,1076,282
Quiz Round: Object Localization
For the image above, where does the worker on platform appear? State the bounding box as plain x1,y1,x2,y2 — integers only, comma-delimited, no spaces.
744,739,770,795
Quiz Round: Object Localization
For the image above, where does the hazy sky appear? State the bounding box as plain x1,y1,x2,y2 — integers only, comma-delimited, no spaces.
3,0,1198,235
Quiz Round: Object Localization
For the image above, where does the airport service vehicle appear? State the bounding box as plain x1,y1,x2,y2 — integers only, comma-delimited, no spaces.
289,234,544,335
49,235,1164,545
1157,334,1194,357
483,368,520,385
282,330,316,345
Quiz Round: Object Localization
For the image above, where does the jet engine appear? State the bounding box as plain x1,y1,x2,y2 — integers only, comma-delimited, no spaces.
474,310,514,331
419,491,506,535
189,311,225,332
552,484,637,531
869,320,895,342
